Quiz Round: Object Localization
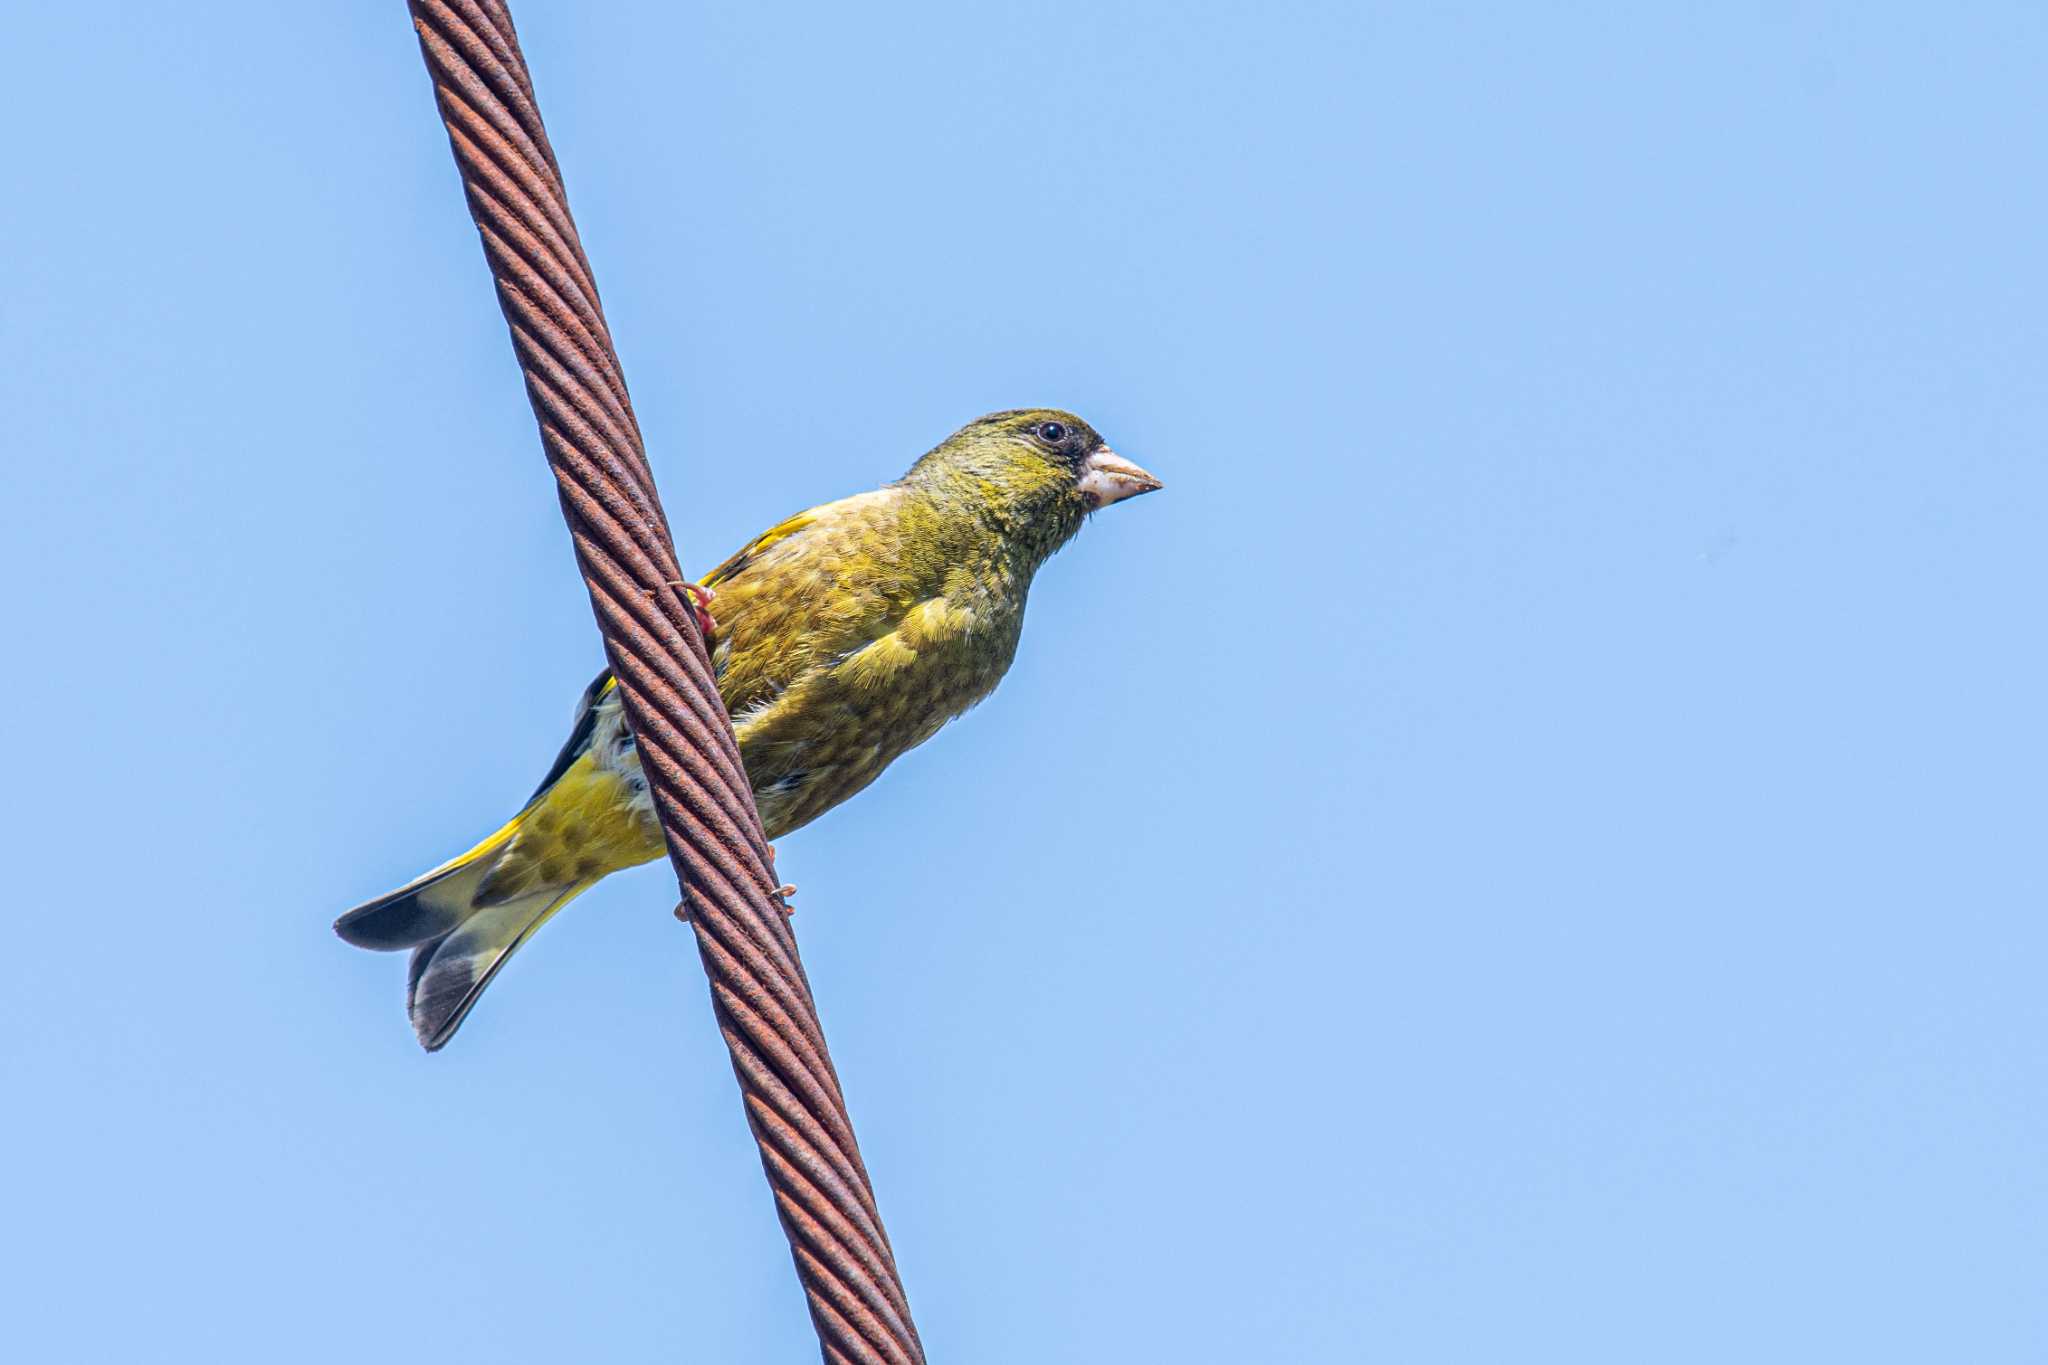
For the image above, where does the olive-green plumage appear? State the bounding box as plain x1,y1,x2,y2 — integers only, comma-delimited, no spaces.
336,409,1160,1049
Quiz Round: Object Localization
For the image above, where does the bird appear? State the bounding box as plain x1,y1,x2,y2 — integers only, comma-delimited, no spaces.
334,409,1161,1050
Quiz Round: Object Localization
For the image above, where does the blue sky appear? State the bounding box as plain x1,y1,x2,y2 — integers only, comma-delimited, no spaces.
4,3,2045,1361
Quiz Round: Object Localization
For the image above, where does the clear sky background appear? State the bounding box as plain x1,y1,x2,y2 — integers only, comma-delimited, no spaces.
3,4,2044,1362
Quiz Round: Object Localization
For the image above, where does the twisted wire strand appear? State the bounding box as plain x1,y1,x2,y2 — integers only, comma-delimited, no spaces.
407,4,925,1359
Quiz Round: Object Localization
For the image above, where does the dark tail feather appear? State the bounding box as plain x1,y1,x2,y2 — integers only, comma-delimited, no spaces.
336,811,587,1050
333,860,489,950
405,886,584,1051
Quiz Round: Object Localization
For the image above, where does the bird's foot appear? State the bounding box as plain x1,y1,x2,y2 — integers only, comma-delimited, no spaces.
764,845,795,915
666,580,717,638
673,899,693,924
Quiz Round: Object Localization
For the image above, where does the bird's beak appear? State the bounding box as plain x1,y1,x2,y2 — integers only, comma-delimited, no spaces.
1077,446,1163,509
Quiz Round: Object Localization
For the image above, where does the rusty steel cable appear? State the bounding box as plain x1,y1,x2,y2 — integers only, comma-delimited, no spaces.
405,3,925,1361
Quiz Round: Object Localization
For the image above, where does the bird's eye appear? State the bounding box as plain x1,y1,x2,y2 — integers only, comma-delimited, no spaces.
1037,421,1068,443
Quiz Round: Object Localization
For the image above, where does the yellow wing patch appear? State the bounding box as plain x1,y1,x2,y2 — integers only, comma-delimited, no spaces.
702,509,819,589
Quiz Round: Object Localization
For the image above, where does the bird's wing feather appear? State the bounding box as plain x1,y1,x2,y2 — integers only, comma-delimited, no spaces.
527,666,614,801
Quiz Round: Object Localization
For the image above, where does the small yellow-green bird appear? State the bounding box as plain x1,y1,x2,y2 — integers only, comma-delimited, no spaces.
336,409,1160,1049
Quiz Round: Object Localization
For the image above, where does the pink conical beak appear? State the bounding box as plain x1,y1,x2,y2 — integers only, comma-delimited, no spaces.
1077,446,1163,509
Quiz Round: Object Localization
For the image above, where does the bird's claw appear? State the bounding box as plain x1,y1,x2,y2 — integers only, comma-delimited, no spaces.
765,844,795,915
667,580,717,638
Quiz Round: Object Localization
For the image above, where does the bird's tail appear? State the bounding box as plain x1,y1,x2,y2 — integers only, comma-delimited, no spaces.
334,817,594,1051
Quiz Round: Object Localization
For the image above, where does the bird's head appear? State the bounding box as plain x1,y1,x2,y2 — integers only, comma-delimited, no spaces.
903,409,1162,559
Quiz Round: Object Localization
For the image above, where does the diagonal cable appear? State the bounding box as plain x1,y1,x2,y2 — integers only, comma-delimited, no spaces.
406,4,926,1359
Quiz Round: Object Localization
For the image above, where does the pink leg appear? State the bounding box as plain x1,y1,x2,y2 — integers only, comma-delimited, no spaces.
667,580,717,638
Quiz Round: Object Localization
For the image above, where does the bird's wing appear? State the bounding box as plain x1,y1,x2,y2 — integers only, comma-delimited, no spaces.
701,489,909,712
526,510,828,782
533,492,908,833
